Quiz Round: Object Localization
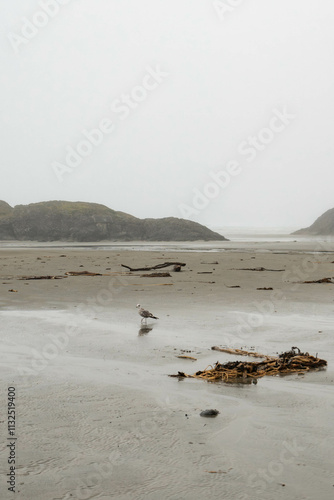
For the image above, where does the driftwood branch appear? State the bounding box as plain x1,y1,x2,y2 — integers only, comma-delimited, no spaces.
211,346,274,359
18,275,67,280
121,262,186,272
231,267,285,272
300,277,334,284
140,272,171,278
65,271,102,276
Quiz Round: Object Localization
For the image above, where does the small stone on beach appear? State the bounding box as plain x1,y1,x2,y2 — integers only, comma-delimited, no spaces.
200,409,219,417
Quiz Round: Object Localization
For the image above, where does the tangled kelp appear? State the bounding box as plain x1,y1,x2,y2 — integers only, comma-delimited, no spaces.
170,347,327,383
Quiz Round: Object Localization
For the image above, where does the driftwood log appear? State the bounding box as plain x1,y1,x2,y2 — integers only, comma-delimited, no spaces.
301,277,334,284
231,267,285,272
19,275,66,280
140,272,171,278
121,262,186,272
65,271,102,276
18,271,104,279
177,355,197,360
211,346,274,359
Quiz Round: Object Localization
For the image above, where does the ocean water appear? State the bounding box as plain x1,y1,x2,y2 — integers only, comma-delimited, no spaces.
213,226,300,241
0,227,332,253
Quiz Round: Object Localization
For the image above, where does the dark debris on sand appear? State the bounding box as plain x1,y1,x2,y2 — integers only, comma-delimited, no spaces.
170,347,327,384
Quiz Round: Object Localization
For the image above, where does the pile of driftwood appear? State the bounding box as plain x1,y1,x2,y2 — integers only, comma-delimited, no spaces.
170,347,327,383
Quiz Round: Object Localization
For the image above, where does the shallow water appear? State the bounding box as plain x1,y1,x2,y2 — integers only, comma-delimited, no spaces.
1,306,334,499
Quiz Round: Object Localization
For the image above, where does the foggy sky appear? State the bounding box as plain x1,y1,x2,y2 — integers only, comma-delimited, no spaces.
1,0,334,229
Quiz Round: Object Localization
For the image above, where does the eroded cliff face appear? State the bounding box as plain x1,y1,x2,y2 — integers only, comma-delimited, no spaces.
0,201,227,241
293,208,334,236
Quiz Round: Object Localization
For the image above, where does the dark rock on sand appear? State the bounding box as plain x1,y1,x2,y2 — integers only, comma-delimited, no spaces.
200,409,220,417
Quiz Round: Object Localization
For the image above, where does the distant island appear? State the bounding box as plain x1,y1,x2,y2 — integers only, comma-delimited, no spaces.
293,207,334,236
0,200,227,242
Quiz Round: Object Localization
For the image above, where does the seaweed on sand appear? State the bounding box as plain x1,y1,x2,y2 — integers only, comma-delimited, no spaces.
170,347,327,383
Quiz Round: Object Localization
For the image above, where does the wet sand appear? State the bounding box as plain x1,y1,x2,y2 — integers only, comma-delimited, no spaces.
0,241,334,499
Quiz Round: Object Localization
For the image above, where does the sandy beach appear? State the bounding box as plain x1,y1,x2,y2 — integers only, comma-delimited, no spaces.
1,238,334,500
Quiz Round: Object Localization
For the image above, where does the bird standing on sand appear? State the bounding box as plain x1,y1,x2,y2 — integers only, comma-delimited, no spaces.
136,304,159,324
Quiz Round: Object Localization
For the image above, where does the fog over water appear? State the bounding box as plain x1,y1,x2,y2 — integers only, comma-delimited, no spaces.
1,0,334,229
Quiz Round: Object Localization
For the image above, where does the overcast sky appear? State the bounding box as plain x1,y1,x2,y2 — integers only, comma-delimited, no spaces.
1,0,334,229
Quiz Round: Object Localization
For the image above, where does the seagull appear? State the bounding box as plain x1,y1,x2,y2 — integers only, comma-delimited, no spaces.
136,304,159,324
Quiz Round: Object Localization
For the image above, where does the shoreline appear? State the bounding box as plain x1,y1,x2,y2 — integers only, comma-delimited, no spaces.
0,234,333,254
